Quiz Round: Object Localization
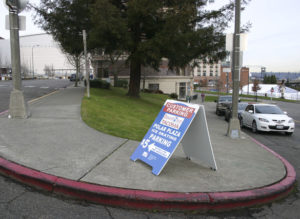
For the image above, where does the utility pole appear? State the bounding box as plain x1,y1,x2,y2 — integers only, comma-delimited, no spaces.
83,30,90,98
6,0,29,118
227,0,241,138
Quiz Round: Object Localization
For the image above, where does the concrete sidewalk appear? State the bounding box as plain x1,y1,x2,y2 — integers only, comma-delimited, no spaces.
0,86,296,212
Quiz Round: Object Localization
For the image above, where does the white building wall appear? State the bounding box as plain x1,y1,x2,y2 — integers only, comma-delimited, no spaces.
0,34,74,76
192,60,221,77
0,39,10,67
20,34,73,76
144,77,192,94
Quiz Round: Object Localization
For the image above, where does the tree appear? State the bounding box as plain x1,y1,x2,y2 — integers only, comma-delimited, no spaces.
215,79,223,93
32,0,93,87
271,75,277,84
89,0,236,97
44,64,55,78
252,79,261,101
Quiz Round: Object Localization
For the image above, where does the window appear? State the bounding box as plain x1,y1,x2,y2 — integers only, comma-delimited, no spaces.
245,105,254,112
149,83,159,91
210,73,213,76
203,72,206,76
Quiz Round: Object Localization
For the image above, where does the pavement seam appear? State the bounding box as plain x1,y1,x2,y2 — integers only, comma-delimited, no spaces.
77,139,129,181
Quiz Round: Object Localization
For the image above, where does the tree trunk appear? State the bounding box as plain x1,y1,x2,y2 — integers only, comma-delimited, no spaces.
75,57,79,87
127,57,141,98
113,72,118,87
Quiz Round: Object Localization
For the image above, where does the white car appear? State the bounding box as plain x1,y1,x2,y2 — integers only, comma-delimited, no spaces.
240,103,295,135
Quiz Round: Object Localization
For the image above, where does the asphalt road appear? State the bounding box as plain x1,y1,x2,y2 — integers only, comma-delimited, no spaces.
238,101,300,219
0,79,73,112
0,85,299,218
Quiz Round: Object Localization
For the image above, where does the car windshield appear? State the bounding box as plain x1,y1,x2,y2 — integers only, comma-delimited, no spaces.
255,105,283,114
238,103,248,110
219,96,232,102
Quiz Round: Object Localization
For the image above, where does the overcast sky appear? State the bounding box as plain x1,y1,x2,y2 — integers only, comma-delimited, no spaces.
1,0,299,72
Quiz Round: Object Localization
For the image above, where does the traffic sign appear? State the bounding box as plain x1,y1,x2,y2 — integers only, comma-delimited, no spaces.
130,100,217,175
4,0,28,12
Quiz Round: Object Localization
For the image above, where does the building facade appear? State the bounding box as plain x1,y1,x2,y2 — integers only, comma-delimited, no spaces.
192,60,222,87
0,33,75,78
91,57,194,99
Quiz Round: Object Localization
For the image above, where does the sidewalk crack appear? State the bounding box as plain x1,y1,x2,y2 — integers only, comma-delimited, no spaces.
77,139,129,181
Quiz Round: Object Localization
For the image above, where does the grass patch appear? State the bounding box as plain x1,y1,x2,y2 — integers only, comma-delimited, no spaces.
81,88,169,141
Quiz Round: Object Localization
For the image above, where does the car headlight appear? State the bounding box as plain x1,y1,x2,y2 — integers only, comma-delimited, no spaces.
289,119,294,123
258,118,269,122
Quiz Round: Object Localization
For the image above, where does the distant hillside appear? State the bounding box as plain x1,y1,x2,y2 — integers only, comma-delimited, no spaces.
251,72,300,81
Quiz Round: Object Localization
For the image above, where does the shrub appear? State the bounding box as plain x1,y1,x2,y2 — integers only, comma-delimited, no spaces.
169,93,178,99
115,80,128,88
154,90,164,94
142,89,153,93
87,79,110,89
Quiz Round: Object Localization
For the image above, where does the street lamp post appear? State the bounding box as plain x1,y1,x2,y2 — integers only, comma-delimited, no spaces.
6,0,29,118
227,0,241,138
31,44,39,79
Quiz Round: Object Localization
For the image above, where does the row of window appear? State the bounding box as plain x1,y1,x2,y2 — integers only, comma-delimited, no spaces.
198,73,219,77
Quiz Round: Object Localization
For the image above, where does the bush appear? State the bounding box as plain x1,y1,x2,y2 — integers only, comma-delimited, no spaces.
169,93,178,99
154,90,164,94
86,79,110,89
142,89,152,93
115,80,128,88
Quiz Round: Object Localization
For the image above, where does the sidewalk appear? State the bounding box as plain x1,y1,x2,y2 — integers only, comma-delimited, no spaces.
0,86,296,212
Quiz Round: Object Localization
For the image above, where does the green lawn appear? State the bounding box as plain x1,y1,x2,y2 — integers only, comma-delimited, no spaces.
196,90,299,103
81,88,169,141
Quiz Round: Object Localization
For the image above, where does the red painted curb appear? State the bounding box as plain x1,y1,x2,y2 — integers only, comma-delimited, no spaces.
0,110,8,116
0,137,296,212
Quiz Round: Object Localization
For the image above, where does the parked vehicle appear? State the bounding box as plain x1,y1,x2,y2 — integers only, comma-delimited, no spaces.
240,103,295,135
224,102,249,122
70,74,77,81
215,95,232,116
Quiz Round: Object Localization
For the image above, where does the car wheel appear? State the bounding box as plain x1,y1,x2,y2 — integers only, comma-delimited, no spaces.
240,118,244,128
285,132,293,136
225,114,228,121
252,121,258,133
216,109,220,116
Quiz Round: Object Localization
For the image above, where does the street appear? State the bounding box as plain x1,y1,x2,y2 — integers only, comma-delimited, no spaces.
0,79,73,112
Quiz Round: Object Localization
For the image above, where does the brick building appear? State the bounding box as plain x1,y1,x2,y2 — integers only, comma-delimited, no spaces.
220,67,249,92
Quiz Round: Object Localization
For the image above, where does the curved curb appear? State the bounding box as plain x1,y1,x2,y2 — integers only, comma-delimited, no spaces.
0,139,296,212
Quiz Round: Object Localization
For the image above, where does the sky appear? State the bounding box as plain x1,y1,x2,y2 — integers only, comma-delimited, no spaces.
0,0,300,72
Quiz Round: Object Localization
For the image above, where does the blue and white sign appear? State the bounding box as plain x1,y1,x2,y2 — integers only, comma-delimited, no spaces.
130,100,200,175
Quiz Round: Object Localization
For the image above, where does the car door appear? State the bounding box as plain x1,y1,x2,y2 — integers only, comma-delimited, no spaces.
243,105,254,126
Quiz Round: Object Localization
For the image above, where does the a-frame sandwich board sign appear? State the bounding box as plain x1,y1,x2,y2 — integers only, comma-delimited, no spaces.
130,99,217,175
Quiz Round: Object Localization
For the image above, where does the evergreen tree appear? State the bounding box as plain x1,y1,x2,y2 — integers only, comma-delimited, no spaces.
89,0,238,97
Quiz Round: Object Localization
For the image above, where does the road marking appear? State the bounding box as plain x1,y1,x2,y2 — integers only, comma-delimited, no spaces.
24,85,36,88
28,90,59,104
0,85,8,87
40,87,49,89
294,120,300,124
